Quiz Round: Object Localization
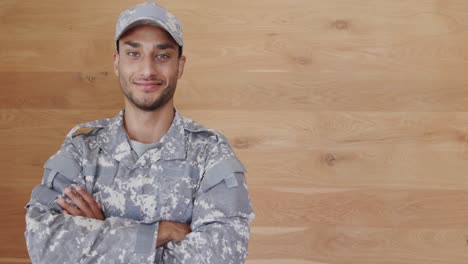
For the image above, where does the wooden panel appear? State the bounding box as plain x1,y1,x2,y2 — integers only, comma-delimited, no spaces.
4,71,468,111
3,0,468,263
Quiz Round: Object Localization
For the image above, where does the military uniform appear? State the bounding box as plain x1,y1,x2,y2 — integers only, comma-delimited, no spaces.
25,110,255,263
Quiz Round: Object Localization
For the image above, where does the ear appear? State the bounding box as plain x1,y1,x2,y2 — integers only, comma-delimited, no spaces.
177,55,186,79
113,52,120,77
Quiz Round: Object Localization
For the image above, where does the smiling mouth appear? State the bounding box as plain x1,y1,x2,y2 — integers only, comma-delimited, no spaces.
133,81,165,91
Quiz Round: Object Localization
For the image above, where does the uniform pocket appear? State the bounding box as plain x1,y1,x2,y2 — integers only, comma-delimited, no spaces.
200,158,252,218
43,154,82,193
205,172,252,217
200,158,245,192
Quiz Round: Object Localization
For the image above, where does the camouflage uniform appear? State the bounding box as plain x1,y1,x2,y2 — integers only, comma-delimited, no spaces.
25,110,255,263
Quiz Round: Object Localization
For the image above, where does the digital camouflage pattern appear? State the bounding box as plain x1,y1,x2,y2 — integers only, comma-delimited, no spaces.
25,110,255,263
115,1,183,48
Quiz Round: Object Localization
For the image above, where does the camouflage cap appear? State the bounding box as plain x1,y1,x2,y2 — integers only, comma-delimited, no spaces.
115,1,183,48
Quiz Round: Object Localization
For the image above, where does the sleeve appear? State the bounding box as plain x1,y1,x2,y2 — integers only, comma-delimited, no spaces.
24,142,159,264
160,141,255,264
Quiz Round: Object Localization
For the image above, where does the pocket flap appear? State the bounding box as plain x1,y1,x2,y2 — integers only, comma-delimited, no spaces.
44,155,81,182
202,158,245,191
96,165,118,185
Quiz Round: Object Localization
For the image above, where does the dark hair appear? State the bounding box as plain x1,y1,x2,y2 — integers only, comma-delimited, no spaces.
116,41,183,58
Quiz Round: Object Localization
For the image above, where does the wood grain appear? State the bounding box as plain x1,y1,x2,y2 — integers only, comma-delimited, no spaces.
3,0,468,263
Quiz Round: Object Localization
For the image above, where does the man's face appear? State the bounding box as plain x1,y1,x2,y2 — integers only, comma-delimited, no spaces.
113,25,186,112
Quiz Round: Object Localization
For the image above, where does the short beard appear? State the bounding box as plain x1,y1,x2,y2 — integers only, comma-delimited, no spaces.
121,81,177,112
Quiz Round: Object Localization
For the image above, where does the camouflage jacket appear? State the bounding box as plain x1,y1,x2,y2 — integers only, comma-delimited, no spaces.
25,110,255,264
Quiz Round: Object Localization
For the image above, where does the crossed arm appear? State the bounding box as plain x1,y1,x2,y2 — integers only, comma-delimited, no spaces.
26,140,254,263
58,186,190,248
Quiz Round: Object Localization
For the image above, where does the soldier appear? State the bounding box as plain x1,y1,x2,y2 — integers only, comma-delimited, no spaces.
25,2,255,263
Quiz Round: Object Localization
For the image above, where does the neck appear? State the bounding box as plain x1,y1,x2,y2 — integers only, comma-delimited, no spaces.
123,100,175,144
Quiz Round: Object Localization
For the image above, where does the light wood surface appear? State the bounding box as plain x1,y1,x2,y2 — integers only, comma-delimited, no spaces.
2,0,468,263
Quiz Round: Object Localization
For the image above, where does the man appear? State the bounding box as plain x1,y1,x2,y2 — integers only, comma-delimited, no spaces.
24,2,255,263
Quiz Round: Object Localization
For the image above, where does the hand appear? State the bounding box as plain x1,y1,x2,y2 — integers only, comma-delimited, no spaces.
57,186,105,221
157,221,191,247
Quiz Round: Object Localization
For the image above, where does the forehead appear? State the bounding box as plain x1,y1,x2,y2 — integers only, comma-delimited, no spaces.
119,25,176,46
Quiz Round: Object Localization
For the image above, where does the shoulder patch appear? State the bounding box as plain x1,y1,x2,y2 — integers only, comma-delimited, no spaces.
66,119,109,139
70,127,101,139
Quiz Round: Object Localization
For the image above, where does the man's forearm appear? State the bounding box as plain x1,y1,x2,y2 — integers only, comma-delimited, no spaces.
57,185,192,249
26,200,159,264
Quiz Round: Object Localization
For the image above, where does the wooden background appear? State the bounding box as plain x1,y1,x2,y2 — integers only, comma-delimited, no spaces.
2,0,468,263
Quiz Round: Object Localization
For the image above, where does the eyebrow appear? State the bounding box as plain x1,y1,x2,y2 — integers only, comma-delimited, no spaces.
155,43,176,50
124,41,141,48
123,41,176,50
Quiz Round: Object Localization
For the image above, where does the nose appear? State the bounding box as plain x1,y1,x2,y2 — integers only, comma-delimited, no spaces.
139,55,158,79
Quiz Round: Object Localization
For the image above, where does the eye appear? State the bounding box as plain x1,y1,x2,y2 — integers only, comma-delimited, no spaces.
157,54,171,61
126,51,140,57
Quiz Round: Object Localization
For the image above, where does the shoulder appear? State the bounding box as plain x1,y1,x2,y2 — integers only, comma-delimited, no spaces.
48,112,121,164
65,119,108,141
179,113,230,147
178,113,241,169
178,115,247,193
63,113,120,147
